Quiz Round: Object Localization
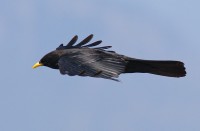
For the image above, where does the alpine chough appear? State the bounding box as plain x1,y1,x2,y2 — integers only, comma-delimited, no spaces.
33,34,186,81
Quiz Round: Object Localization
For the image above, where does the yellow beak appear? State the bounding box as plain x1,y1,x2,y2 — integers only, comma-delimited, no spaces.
32,62,43,69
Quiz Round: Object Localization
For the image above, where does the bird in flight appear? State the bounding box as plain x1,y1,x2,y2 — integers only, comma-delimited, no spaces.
32,34,186,81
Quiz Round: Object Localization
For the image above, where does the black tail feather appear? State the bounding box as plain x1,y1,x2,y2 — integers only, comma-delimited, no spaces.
124,59,186,77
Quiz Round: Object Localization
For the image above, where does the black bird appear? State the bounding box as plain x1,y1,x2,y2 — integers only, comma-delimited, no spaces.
33,34,186,81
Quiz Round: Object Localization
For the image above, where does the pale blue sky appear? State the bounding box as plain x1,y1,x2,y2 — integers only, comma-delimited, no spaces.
0,0,200,131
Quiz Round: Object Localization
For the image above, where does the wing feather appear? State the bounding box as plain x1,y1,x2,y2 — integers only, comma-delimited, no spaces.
66,35,78,47
83,40,102,47
75,34,93,47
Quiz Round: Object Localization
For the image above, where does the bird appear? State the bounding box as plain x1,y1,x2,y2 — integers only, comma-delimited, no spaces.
32,34,186,81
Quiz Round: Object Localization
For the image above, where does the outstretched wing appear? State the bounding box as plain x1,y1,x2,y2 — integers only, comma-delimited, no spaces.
58,49,127,81
56,34,114,52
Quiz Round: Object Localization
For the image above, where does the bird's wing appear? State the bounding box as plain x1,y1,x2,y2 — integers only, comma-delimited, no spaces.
56,34,113,51
58,50,127,81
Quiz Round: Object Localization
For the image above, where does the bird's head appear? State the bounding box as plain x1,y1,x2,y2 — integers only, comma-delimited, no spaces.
32,51,60,69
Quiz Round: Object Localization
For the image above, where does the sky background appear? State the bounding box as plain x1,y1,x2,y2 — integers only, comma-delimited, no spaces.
0,0,200,131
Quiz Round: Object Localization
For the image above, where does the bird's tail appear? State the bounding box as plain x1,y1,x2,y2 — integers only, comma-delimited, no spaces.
124,59,186,77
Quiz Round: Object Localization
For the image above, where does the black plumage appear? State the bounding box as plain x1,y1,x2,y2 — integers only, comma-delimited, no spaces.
33,34,186,81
